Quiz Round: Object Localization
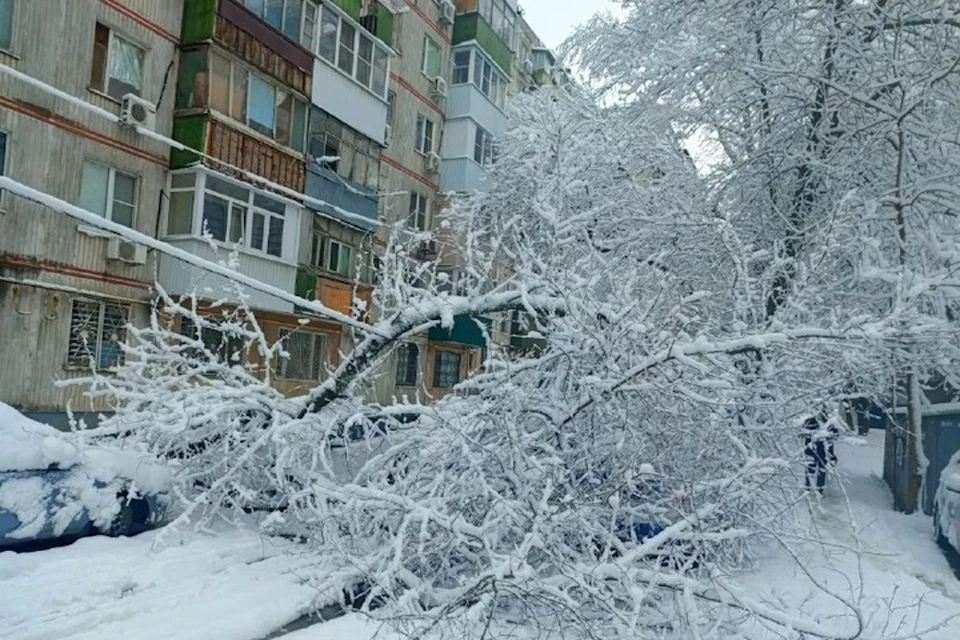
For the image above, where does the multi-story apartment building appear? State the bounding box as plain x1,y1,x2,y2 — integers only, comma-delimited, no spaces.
0,0,559,425
161,0,394,397
354,0,488,403
0,0,183,427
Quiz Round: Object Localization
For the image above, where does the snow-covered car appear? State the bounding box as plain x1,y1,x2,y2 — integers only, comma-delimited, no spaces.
0,402,171,551
934,449,960,555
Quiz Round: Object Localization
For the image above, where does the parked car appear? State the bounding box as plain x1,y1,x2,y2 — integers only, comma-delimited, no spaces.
934,450,960,555
0,402,170,551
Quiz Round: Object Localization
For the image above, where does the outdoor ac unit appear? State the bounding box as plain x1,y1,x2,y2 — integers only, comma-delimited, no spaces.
431,76,448,99
425,151,441,173
439,0,455,25
106,237,147,265
384,124,393,144
522,58,534,74
120,94,156,131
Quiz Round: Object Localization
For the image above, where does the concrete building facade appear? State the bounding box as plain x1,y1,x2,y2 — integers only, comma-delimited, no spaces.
0,0,183,426
0,0,559,424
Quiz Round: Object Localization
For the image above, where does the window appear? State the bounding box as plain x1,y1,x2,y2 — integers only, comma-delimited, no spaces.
433,350,461,388
465,53,505,108
310,232,325,267
301,0,317,50
315,4,389,98
474,55,492,95
244,0,318,48
414,114,434,154
408,192,430,231
338,21,356,74
67,299,129,370
395,344,419,387
308,108,381,190
0,130,6,203
372,47,389,98
248,75,277,136
167,172,196,235
422,37,441,78
476,0,515,45
0,0,13,50
318,7,338,62
279,329,325,380
356,33,373,86
386,90,396,127
474,126,494,166
208,52,307,151
452,50,470,84
327,239,353,277
79,161,138,228
187,174,286,258
90,24,145,101
180,317,246,365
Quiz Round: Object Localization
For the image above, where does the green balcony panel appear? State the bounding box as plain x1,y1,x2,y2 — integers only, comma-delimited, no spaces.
375,3,394,47
428,315,492,348
170,115,208,168
182,0,217,44
332,0,362,21
295,269,318,301
452,13,512,75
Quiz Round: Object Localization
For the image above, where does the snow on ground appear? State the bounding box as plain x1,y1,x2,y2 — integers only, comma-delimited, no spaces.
738,430,960,639
1,429,958,640
0,525,325,640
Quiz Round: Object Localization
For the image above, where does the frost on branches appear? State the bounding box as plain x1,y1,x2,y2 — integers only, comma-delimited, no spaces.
69,3,960,638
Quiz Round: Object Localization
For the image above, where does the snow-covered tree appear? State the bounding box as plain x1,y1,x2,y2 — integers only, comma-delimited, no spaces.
41,2,960,632
571,0,960,498
56,87,922,640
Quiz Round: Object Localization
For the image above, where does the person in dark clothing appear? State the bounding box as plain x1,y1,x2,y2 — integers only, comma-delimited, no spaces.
802,409,839,493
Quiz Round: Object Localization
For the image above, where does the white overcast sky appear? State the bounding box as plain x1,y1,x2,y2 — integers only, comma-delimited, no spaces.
519,0,620,49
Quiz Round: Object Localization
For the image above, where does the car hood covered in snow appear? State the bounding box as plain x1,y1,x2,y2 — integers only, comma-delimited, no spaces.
0,402,170,493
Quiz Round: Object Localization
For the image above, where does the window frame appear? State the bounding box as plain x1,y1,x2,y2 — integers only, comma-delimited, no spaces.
422,36,441,79
433,350,462,389
314,3,390,100
208,51,308,151
79,160,139,228
308,107,381,190
395,343,419,387
201,175,287,258
0,129,7,208
408,192,430,231
414,114,435,155
90,23,146,101
278,328,326,381
451,49,471,85
168,171,288,260
326,238,353,277
474,125,494,167
243,0,319,49
66,298,130,371
0,0,15,52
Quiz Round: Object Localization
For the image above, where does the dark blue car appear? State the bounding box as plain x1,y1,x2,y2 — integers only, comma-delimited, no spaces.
0,403,170,551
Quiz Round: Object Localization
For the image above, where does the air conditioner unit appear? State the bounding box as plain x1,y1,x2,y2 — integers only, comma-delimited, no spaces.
384,124,393,144
120,94,157,131
425,151,441,173
439,0,455,25
106,237,148,265
431,76,448,99
522,58,534,74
